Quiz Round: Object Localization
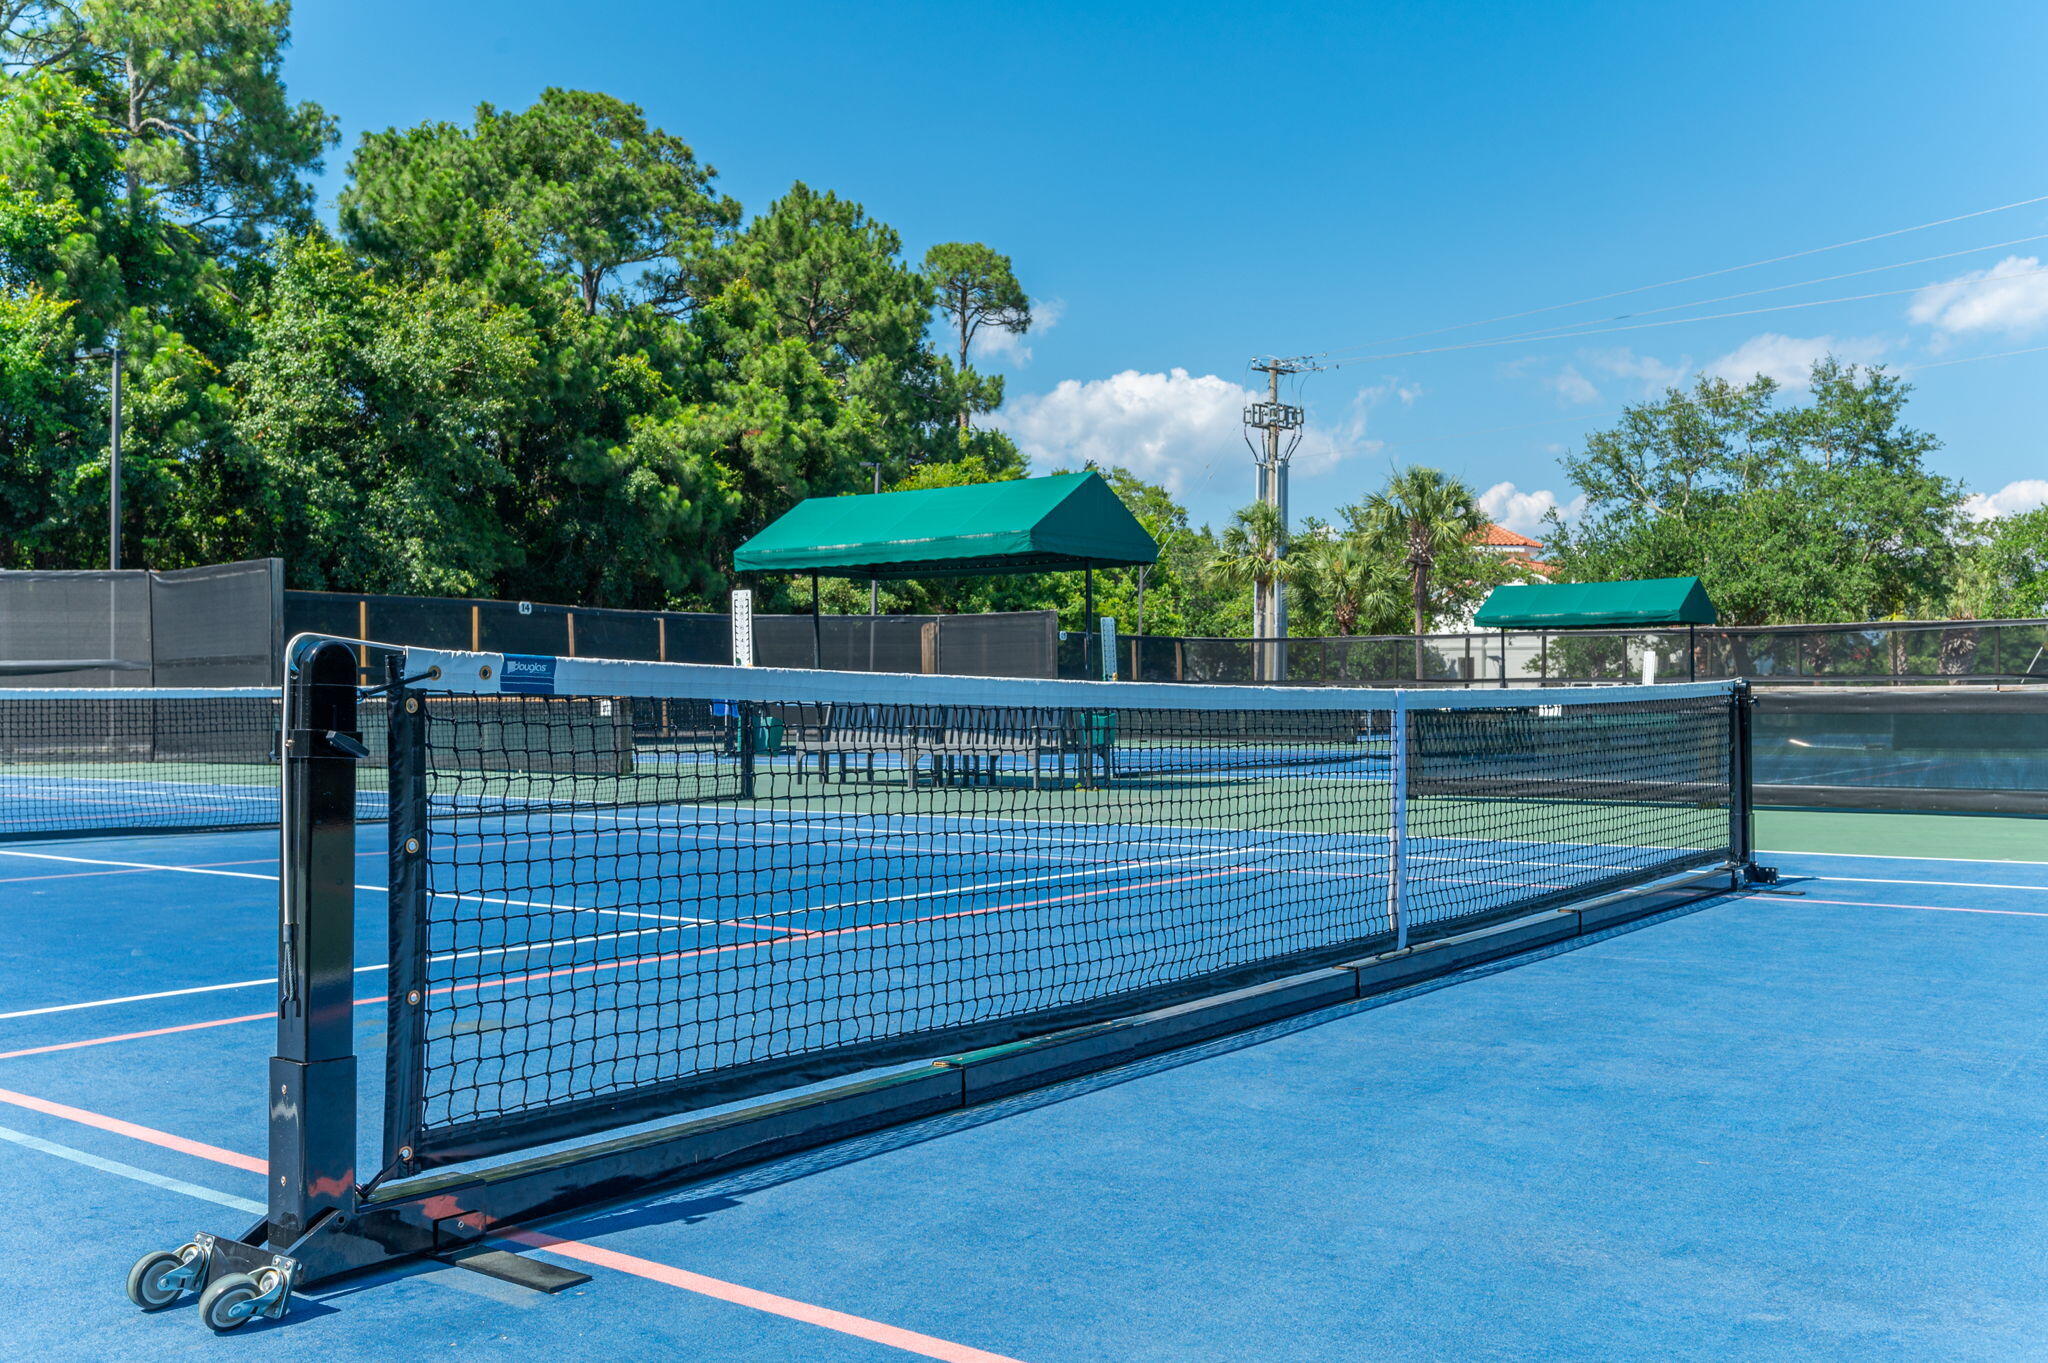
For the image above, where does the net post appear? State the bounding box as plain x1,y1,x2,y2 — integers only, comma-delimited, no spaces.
270,640,361,1246
1387,692,1410,950
737,699,758,799
382,654,429,1180
1728,678,1755,882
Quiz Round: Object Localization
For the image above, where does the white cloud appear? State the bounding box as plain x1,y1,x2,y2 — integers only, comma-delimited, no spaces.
1547,363,1601,405
1963,478,2048,520
969,297,1065,366
1478,482,1585,537
1517,349,1689,407
993,368,1382,494
1586,347,1690,392
1705,333,1886,387
1909,256,2048,338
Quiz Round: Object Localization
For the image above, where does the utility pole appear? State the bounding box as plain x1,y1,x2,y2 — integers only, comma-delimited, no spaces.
1243,357,1309,681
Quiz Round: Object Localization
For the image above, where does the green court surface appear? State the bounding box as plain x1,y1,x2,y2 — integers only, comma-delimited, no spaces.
1758,806,2048,862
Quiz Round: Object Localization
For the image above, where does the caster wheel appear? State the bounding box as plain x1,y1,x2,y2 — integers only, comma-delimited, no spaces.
198,1272,264,1333
126,1248,198,1310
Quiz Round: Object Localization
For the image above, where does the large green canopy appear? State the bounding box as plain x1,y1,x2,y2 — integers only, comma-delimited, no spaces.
1473,576,1719,628
733,471,1158,580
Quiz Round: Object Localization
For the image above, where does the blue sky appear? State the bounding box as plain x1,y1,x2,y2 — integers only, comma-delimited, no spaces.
289,0,2048,534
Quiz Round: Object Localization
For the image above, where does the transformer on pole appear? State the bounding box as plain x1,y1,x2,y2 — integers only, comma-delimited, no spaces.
1243,357,1311,681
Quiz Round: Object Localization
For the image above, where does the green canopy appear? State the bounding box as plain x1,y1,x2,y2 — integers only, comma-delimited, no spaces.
1473,576,1718,628
733,471,1158,580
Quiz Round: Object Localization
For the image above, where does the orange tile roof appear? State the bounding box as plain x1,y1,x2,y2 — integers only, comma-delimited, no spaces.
1473,523,1544,548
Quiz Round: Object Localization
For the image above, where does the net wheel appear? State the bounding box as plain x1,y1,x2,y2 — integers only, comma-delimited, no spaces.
197,1273,263,1333
125,1248,195,1310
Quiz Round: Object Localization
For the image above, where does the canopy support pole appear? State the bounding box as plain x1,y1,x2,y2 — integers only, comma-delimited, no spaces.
810,569,822,669
1499,629,1508,688
1083,563,1095,680
1689,623,1697,682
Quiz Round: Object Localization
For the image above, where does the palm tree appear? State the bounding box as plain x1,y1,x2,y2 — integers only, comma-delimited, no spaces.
1303,535,1403,636
1214,500,1291,599
1215,502,1299,677
1356,467,1488,678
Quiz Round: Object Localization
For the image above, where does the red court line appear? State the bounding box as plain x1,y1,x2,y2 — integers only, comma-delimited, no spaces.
0,1086,266,1173
505,1231,1029,1363
1793,896,2048,918
0,1087,1025,1359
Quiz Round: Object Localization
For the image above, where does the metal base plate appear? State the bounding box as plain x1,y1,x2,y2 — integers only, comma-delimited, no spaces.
445,1246,591,1293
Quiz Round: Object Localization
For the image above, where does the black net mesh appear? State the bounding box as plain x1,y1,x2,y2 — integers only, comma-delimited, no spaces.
0,690,285,837
382,673,1737,1168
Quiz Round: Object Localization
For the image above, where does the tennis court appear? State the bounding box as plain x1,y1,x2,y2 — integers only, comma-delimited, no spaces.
0,654,2043,1360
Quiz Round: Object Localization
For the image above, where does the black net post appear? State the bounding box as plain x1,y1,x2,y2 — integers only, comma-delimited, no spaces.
269,641,361,1246
737,698,758,799
381,655,429,1180
1728,678,1755,880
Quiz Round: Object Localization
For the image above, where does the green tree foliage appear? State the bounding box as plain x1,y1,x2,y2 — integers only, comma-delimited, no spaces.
1955,508,2048,619
225,236,531,592
922,241,1027,429
1212,499,1293,622
0,69,248,568
1291,530,1407,637
1351,466,1493,637
4,0,335,254
1547,361,1964,624
340,87,736,314
10,11,2018,645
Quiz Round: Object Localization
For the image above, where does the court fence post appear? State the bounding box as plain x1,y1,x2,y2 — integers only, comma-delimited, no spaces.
1388,692,1410,951
382,655,429,1179
270,640,361,1246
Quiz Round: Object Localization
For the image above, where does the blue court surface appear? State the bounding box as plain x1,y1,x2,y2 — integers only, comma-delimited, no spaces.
1,816,2045,1360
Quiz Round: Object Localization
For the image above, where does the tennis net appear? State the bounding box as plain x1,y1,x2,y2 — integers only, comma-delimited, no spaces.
0,688,296,839
366,647,1746,1172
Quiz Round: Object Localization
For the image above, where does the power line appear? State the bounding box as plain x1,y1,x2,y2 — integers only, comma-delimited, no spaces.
1480,231,2048,347
1900,341,2048,373
1302,191,2048,360
1319,263,2048,369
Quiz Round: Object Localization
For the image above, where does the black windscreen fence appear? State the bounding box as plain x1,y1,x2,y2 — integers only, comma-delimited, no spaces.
0,560,282,687
285,591,1060,682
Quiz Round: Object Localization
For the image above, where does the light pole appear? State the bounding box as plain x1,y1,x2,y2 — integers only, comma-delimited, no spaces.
78,337,124,569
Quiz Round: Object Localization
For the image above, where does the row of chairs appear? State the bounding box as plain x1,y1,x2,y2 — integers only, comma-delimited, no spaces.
786,704,1109,788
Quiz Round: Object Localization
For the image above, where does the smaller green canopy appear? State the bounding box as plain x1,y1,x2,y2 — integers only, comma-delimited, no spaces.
733,471,1158,580
1473,576,1718,628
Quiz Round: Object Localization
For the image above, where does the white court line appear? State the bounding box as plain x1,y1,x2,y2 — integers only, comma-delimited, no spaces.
0,910,743,1022
0,865,163,885
557,797,1694,867
539,808,1645,877
0,846,785,934
469,807,1657,896
1800,875,2048,893
1759,848,2048,867
0,1122,265,1215
0,848,279,882
728,849,1244,924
